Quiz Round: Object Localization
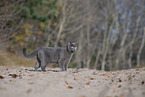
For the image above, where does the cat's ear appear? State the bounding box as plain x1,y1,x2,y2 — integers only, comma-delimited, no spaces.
68,42,72,45
75,42,78,46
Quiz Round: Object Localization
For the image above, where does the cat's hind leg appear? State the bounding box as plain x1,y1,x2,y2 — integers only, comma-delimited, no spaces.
40,61,47,72
34,61,40,71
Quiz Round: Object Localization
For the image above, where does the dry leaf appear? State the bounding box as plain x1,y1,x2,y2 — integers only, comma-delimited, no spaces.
118,77,122,82
67,86,73,89
86,82,91,85
136,68,139,71
141,81,144,85
42,72,46,74
23,74,26,76
9,80,12,82
111,72,116,75
0,75,4,79
132,75,135,77
27,89,32,93
118,85,121,88
84,85,90,88
79,96,86,97
76,75,80,78
120,94,124,97
104,79,108,80
9,74,18,78
90,78,96,80
29,75,34,77
113,88,118,92
65,81,69,85
105,72,110,75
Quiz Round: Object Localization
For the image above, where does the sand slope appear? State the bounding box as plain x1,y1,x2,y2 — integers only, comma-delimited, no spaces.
0,66,145,97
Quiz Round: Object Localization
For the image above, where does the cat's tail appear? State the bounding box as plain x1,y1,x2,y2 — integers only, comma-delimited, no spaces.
23,47,41,58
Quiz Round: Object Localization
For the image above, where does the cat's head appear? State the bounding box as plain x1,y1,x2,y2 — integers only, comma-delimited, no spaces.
67,42,78,53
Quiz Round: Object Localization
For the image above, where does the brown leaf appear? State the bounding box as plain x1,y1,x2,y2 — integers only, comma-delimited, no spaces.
84,85,90,88
0,75,4,79
118,77,122,82
9,74,18,78
105,72,110,75
142,81,144,85
9,80,12,82
86,82,91,85
42,72,46,74
79,96,86,97
90,78,96,80
76,75,80,78
27,89,32,93
65,81,69,85
118,85,121,88
132,75,135,77
111,72,116,75
67,86,73,89
113,88,118,92
136,68,139,71
120,94,124,97
29,75,34,77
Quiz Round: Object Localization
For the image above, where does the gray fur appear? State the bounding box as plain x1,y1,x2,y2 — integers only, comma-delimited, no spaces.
23,42,77,71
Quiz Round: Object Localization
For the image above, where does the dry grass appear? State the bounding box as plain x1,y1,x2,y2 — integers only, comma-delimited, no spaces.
0,51,35,67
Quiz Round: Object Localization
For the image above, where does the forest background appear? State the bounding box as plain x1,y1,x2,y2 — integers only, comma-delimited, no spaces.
0,0,145,71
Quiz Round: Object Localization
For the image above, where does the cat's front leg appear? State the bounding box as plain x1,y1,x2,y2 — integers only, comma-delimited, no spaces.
58,60,65,71
65,60,69,71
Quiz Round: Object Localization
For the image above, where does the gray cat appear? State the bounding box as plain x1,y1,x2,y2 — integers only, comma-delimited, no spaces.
23,42,77,71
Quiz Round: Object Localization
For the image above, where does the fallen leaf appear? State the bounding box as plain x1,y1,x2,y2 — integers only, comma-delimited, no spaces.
29,75,34,77
118,77,122,82
84,85,90,88
79,96,86,97
27,89,32,93
105,72,110,75
141,81,144,85
42,72,46,74
9,74,18,78
29,82,34,84
76,75,80,78
118,85,121,88
67,86,73,89
23,74,26,76
136,68,139,71
111,72,116,75
90,78,96,80
113,88,118,92
0,75,4,79
132,75,135,77
86,82,91,85
104,79,108,80
120,94,124,97
9,80,12,82
65,81,69,85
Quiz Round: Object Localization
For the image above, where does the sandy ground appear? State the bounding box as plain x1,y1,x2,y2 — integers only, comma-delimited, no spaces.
0,66,145,97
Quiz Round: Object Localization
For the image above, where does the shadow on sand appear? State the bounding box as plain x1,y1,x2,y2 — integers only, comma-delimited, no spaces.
27,69,61,72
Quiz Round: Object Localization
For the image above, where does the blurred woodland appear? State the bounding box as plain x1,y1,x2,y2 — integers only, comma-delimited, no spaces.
0,0,145,71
